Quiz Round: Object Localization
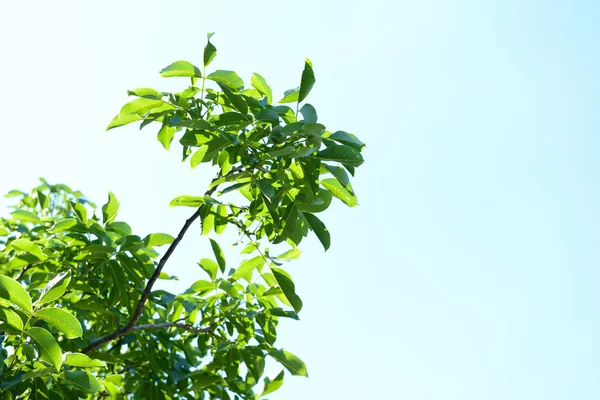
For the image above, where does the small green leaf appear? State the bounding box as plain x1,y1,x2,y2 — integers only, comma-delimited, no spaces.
186,280,214,294
35,307,83,338
251,73,273,104
271,268,302,313
11,238,47,260
63,370,102,393
64,353,107,369
207,70,244,90
315,144,364,167
277,249,301,260
160,60,202,78
27,327,62,370
209,239,226,272
101,191,119,225
127,87,161,99
200,205,215,235
261,370,285,397
169,195,208,208
0,308,23,331
328,131,365,151
278,87,299,104
157,123,177,150
298,58,315,103
214,204,228,234
50,218,78,233
203,32,217,67
69,201,87,224
106,113,141,130
299,103,317,123
303,213,330,250
143,233,175,247
199,258,219,282
269,349,308,377
38,271,71,305
231,256,263,282
321,178,358,207
10,210,41,223
0,274,32,312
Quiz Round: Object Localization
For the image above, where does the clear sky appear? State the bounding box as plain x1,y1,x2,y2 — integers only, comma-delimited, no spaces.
1,0,600,398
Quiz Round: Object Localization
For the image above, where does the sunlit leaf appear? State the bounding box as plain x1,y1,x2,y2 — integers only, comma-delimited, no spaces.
35,307,83,338
0,274,32,312
27,327,62,370
269,349,308,377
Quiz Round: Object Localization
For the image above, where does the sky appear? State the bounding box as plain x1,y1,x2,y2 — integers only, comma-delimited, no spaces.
1,0,600,398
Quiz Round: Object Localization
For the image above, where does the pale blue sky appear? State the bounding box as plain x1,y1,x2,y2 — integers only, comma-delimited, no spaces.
1,1,600,398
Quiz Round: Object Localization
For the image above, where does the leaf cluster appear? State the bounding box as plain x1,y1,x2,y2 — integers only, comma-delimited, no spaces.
0,34,365,399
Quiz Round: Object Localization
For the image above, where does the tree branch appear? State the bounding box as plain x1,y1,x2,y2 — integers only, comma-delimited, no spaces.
82,166,243,354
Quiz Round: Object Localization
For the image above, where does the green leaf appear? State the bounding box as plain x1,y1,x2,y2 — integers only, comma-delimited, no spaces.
257,179,275,198
203,32,217,67
38,271,71,305
157,123,177,151
69,201,87,224
315,144,364,167
10,210,41,223
27,327,62,370
101,191,119,225
209,239,226,272
324,164,350,187
107,221,132,236
328,131,365,151
303,213,330,251
64,353,107,369
251,73,273,104
282,203,298,239
298,58,315,103
299,103,317,123
35,307,83,339
199,258,219,282
321,178,358,207
0,274,32,312
143,233,174,247
271,268,302,313
217,82,249,115
127,87,162,99
277,249,301,260
207,70,244,90
11,238,47,260
214,204,228,234
269,349,308,377
49,218,78,233
200,205,215,235
5,189,25,198
169,195,208,207
0,308,23,331
106,112,142,130
190,136,230,168
231,256,263,283
261,370,285,397
63,370,102,393
278,87,299,104
160,60,202,78
186,280,214,294
297,188,332,213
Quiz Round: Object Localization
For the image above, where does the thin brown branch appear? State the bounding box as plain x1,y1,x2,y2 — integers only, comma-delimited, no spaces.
82,166,243,354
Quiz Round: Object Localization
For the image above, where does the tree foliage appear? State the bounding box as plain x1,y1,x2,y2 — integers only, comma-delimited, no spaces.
0,34,365,399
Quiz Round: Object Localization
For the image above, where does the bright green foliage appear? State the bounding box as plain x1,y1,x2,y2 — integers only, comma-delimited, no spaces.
0,35,365,399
